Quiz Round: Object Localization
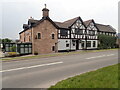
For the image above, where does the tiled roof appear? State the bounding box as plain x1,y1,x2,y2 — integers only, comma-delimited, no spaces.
96,23,116,33
19,17,59,34
28,19,39,25
54,17,80,29
84,19,93,27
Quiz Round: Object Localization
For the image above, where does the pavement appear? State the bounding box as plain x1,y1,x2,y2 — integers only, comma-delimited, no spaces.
0,51,3,58
1,49,118,88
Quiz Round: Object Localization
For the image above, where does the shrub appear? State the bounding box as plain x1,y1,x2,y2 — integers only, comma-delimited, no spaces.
4,52,20,57
98,34,117,49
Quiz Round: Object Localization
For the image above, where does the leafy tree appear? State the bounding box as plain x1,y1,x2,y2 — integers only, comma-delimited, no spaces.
2,38,12,43
98,34,117,49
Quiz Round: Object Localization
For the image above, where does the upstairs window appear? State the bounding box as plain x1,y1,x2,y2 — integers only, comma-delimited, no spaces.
89,31,95,36
29,36,31,41
52,34,55,39
38,33,41,39
75,28,83,35
60,29,68,36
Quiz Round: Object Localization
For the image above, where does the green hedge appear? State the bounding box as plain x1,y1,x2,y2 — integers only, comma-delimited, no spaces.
98,34,117,49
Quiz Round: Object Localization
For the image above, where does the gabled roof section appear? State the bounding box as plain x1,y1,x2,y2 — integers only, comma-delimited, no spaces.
32,16,59,28
63,17,79,28
84,19,99,31
54,22,67,29
28,19,39,25
19,17,59,34
54,16,86,29
84,19,93,27
96,23,116,33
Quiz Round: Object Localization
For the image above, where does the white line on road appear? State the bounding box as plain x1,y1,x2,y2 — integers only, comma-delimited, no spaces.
106,54,115,56
86,54,115,60
0,61,63,73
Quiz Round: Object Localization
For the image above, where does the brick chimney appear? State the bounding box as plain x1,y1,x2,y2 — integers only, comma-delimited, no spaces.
42,4,49,17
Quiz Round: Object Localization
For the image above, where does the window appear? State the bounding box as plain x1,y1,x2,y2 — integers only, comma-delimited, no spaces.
52,34,55,39
66,44,69,47
89,31,95,35
82,41,84,48
73,43,75,46
24,37,25,42
29,36,31,41
38,33,41,39
75,28,83,35
60,29,68,36
52,46,55,51
87,41,91,47
93,41,96,47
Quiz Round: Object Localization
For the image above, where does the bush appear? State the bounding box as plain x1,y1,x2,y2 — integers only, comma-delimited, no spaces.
98,34,117,49
4,52,20,57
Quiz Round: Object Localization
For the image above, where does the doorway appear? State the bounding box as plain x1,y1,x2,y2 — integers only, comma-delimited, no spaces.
76,40,79,50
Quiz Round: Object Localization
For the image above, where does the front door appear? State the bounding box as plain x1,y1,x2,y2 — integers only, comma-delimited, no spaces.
76,40,79,50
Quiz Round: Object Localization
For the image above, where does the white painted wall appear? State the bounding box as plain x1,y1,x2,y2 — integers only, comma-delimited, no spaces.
58,39,76,51
58,39,98,51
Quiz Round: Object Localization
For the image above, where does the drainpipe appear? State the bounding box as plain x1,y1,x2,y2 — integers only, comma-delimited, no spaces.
31,27,34,54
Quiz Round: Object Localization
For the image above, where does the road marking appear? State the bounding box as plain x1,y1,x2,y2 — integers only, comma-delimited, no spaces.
86,54,115,60
106,54,115,56
0,61,63,73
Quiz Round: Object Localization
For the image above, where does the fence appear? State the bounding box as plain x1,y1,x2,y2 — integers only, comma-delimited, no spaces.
3,43,32,55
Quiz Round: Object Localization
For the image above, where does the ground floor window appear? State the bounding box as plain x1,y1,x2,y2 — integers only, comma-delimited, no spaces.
66,44,69,47
93,41,96,47
87,41,91,47
73,43,75,46
81,41,84,48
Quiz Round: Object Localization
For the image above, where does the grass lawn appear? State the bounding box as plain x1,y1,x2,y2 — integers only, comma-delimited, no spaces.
50,64,119,88
1,48,118,61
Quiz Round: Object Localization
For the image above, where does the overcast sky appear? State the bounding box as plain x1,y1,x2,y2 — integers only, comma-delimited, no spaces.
0,0,119,39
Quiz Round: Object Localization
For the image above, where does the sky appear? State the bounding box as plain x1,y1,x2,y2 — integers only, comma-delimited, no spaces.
0,0,119,39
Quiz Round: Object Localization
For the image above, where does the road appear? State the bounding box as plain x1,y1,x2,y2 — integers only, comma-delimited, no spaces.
2,49,118,88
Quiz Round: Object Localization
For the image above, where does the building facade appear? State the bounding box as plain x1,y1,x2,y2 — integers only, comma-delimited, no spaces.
19,6,116,54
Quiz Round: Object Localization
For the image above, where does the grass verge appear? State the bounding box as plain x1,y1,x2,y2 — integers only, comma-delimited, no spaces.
1,48,118,61
50,64,119,88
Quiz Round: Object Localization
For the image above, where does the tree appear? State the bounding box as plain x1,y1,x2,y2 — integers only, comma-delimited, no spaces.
2,38,12,43
98,34,117,49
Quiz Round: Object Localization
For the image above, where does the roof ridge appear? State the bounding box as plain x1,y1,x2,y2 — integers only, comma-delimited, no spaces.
96,23,109,26
84,19,93,22
63,16,79,23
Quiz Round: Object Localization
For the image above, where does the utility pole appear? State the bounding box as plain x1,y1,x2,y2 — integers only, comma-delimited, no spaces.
85,28,87,50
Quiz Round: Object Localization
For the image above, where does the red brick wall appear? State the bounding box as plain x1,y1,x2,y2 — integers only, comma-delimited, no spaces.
32,20,58,54
19,29,32,43
19,32,25,43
